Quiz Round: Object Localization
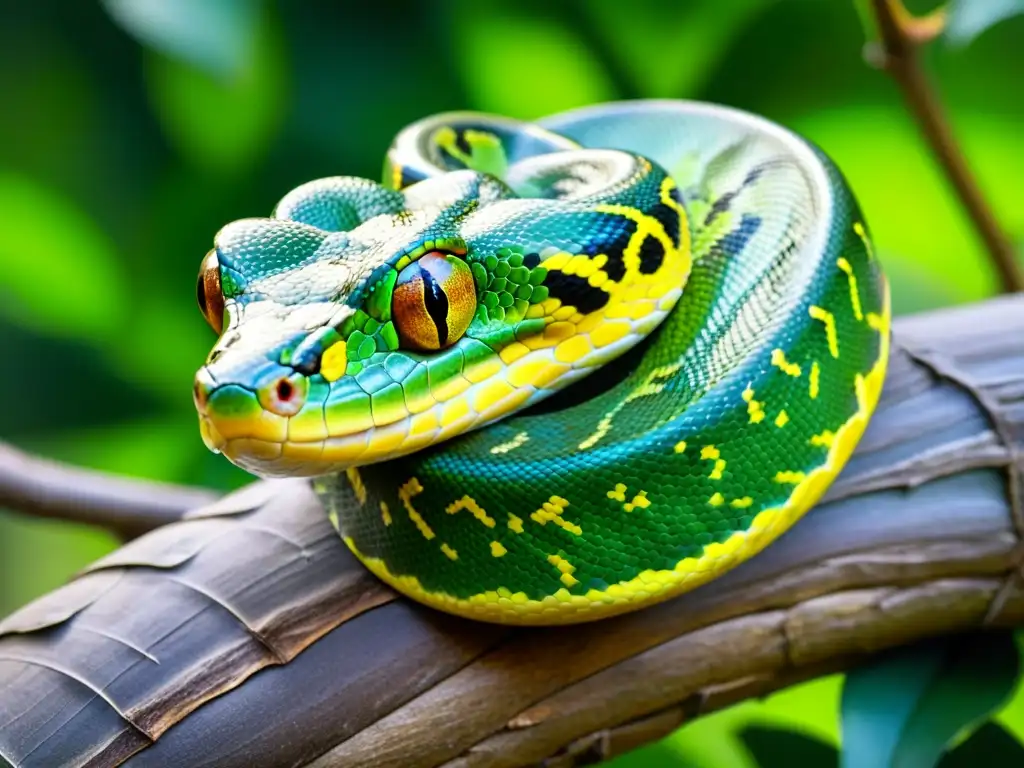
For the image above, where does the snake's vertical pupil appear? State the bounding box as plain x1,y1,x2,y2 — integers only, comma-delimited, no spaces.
392,252,476,351
197,250,225,335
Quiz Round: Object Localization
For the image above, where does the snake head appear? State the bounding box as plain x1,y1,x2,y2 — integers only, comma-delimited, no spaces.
194,151,689,478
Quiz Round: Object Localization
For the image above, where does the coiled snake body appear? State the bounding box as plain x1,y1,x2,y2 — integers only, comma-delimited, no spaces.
194,100,890,626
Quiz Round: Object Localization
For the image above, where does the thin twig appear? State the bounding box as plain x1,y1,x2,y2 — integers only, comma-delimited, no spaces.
0,441,218,539
867,0,1023,293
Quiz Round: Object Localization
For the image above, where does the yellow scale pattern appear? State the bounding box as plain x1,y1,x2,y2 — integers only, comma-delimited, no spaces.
345,277,892,625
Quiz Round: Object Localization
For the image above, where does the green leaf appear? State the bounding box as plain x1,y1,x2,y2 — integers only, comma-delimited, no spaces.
603,740,700,768
581,0,769,97
102,0,261,77
144,7,286,173
0,173,127,341
938,722,1024,767
739,724,838,768
450,0,615,120
945,0,1024,47
840,631,1021,768
0,322,163,436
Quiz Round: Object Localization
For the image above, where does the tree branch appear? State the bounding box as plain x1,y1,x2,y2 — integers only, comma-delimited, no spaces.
0,441,218,539
867,0,1024,293
0,295,1021,767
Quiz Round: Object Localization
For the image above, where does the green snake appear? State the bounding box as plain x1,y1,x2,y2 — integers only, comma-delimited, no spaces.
193,100,890,626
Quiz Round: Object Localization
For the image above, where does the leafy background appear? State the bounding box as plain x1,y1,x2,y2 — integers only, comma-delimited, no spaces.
1,1,1023,765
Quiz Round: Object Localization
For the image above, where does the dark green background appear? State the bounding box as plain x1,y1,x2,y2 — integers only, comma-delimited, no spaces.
1,1,1022,765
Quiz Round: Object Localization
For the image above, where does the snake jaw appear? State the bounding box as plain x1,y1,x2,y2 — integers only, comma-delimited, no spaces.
198,414,226,454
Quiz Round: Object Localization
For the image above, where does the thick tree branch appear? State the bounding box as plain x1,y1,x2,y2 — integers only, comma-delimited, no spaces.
0,441,218,539
867,0,1024,293
0,295,1021,768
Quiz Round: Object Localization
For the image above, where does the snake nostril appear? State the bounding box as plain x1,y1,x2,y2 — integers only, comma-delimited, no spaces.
276,378,294,402
259,373,308,417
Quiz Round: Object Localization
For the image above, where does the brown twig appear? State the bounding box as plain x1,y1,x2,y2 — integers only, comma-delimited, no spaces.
0,441,218,539
867,0,1023,293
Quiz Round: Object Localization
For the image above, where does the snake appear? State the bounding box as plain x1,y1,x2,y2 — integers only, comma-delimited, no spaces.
193,100,890,626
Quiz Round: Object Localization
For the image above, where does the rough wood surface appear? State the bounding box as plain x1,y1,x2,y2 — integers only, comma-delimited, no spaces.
0,295,1021,768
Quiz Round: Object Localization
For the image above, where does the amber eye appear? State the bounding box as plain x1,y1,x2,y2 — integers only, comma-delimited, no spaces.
392,252,477,351
197,249,225,334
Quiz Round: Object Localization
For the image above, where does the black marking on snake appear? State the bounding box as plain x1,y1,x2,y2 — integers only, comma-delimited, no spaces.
544,271,611,314
453,131,473,157
421,267,450,344
292,350,320,376
744,166,766,186
602,254,626,283
704,161,776,227
705,190,739,227
711,213,762,259
649,202,681,247
637,235,666,274
523,252,541,269
390,154,429,189
585,218,637,283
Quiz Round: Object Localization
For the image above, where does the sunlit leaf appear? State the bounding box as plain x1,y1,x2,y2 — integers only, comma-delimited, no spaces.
994,631,1024,743
450,0,615,120
739,724,838,768
0,173,126,341
603,740,700,768
581,0,770,97
946,0,1024,47
840,632,1021,768
145,7,286,173
102,0,261,77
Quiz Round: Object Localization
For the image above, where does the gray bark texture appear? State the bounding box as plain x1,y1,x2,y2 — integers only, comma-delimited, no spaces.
0,294,1022,768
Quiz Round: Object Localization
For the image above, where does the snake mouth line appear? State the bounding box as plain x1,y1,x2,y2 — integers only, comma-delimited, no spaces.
199,411,389,477
196,320,663,477
197,367,553,476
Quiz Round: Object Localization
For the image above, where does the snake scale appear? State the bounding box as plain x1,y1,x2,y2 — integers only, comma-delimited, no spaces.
193,100,890,626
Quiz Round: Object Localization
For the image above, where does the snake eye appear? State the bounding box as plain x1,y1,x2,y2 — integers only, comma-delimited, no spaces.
197,249,225,335
392,252,476,351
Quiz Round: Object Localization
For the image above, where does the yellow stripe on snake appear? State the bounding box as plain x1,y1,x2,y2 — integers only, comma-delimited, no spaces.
193,100,889,625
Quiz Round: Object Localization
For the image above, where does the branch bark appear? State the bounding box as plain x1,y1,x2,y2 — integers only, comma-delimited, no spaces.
867,0,1024,293
0,441,218,539
0,294,1021,768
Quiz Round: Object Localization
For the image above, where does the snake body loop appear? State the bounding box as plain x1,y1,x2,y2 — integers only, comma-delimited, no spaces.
195,100,890,626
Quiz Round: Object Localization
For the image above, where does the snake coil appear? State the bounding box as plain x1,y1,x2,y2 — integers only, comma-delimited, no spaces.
195,100,889,625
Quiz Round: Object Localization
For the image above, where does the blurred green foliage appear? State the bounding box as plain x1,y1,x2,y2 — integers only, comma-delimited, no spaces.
1,1,1023,766
841,632,1022,767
